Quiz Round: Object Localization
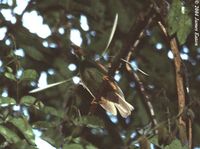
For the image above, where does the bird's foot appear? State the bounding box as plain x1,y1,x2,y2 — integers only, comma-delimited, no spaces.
91,98,98,104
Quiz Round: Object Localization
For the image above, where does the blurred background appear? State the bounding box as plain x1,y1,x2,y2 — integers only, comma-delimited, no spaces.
0,0,199,148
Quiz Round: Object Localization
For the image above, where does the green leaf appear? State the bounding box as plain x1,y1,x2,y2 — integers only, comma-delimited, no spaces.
9,140,37,149
86,144,98,149
41,135,56,147
164,139,187,149
41,127,63,147
5,66,13,73
0,125,20,143
20,96,37,106
31,100,63,118
41,106,64,118
0,97,16,106
149,136,159,147
23,46,44,61
20,69,38,81
33,121,54,129
167,0,180,35
63,143,83,149
73,115,105,128
8,117,35,145
4,72,16,81
1,109,9,118
167,0,192,44
176,14,192,44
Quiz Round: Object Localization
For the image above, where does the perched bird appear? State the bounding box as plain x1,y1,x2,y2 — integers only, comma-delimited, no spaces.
71,44,134,118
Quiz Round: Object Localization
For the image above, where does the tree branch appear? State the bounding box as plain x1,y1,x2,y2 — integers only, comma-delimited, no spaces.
157,18,190,147
108,4,155,76
122,10,158,133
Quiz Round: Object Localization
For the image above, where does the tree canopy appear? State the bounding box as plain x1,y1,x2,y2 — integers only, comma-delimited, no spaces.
0,0,199,149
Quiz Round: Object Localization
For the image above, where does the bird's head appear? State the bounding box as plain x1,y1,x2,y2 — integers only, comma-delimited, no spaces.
71,44,86,61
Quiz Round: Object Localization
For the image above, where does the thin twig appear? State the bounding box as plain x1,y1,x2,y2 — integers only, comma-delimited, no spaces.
124,15,158,132
108,4,155,76
127,69,158,130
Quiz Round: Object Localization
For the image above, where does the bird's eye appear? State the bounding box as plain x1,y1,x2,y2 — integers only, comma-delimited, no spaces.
71,48,80,58
71,48,75,55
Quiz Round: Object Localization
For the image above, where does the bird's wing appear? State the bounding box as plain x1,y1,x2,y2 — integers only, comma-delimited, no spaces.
99,97,117,116
114,93,134,118
114,104,131,118
102,77,134,117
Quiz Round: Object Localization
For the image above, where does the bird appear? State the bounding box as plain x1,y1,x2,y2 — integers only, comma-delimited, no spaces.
71,44,134,118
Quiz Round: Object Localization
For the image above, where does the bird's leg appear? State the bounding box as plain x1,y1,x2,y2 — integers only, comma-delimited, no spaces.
91,98,98,104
